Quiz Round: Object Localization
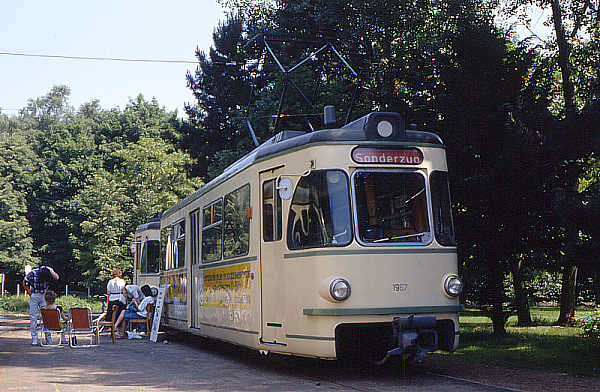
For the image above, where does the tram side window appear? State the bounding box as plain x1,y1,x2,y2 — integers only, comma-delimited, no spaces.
224,184,250,258
147,240,160,273
140,240,160,273
263,180,282,242
202,200,223,262
430,171,456,246
287,170,352,250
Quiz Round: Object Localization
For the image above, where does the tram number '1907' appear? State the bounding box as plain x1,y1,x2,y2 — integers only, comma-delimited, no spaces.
392,283,408,292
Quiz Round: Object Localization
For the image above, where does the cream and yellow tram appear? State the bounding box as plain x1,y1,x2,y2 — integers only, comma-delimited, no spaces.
155,111,463,361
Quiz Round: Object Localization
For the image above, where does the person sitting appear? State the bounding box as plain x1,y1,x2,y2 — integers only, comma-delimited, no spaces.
122,284,143,303
41,290,69,344
114,285,154,338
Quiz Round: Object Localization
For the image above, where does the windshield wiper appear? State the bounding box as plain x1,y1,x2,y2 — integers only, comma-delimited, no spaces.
405,188,425,204
373,232,429,243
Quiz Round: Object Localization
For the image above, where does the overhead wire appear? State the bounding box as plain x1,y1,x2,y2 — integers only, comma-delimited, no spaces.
0,51,198,64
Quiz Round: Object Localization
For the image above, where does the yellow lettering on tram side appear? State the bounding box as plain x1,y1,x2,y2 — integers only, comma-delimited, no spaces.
201,263,251,309
160,273,187,305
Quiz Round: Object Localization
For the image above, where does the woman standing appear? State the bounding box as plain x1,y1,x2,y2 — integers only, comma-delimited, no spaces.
105,268,125,322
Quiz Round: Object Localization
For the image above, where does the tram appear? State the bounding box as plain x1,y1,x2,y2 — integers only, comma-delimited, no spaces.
134,110,463,362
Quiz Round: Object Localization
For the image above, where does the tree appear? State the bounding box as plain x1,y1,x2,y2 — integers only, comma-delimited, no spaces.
72,137,201,289
501,0,600,325
0,131,41,288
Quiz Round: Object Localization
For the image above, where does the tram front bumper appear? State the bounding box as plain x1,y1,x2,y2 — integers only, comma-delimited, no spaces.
387,315,438,360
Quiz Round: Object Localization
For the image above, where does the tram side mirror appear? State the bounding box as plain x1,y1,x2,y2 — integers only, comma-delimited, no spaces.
278,177,294,200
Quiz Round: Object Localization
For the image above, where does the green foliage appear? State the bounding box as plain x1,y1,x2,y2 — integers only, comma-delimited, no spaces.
529,271,563,303
0,131,41,284
56,294,103,313
578,306,600,346
0,295,30,313
0,88,201,293
0,294,102,314
72,136,201,287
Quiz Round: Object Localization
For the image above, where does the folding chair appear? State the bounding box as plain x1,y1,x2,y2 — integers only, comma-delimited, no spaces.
69,307,99,348
39,308,69,347
97,304,118,344
128,304,154,339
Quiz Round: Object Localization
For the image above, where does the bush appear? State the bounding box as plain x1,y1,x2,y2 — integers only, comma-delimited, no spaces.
56,295,102,313
0,295,30,313
578,306,600,346
0,294,102,314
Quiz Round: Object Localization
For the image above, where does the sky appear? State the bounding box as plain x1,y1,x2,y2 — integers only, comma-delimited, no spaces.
0,1,225,117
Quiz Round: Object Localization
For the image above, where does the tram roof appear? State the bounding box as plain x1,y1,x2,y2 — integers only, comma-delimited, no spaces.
135,217,161,233
162,112,445,219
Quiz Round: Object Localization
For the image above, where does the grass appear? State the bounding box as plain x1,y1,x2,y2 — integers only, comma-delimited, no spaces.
0,294,103,316
449,306,600,376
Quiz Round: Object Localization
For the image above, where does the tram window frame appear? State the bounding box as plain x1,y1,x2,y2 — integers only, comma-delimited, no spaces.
352,169,433,247
202,199,223,263
263,179,282,242
286,169,353,250
140,238,160,274
223,184,251,259
430,171,456,246
170,220,186,270
160,226,171,271
190,209,200,264
136,240,142,272
140,241,147,273
147,240,160,273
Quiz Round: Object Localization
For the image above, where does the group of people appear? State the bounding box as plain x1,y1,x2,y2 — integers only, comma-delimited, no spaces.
105,268,155,338
23,265,155,345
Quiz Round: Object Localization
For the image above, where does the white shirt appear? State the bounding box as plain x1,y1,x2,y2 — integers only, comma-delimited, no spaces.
106,277,126,304
125,285,143,300
136,296,155,317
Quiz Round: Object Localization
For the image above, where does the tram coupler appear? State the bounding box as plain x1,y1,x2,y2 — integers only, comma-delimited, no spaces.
387,315,438,361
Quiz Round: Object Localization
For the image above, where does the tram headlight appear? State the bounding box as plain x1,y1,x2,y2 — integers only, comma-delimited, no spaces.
443,274,463,297
329,278,351,301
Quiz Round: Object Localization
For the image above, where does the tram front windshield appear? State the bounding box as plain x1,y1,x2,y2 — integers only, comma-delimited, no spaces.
287,170,352,249
354,171,431,244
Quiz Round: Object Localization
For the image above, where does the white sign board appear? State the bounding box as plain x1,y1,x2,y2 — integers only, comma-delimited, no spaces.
150,286,167,342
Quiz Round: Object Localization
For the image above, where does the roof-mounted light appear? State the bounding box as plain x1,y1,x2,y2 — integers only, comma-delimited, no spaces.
376,120,394,137
363,112,405,140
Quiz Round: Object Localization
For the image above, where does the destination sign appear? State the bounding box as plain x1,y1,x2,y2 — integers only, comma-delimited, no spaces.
352,147,423,164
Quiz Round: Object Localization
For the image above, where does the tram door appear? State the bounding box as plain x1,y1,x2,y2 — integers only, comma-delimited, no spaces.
259,168,286,345
189,209,201,328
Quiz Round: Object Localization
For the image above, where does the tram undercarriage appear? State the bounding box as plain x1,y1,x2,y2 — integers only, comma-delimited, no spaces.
335,317,457,362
